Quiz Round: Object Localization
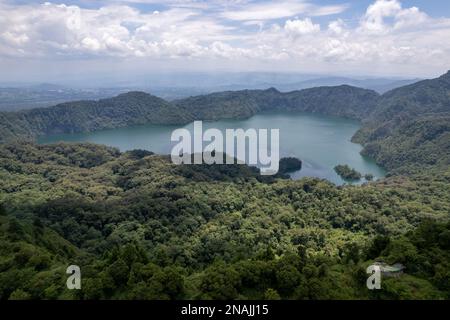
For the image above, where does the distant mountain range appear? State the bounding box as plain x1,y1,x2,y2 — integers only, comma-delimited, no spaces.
270,77,420,94
0,75,420,111
0,86,133,112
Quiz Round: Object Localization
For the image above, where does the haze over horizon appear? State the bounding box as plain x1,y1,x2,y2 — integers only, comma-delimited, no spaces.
1,0,450,84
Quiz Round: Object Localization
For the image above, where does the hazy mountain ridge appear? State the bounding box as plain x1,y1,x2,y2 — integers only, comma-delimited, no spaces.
0,75,419,112
265,77,420,94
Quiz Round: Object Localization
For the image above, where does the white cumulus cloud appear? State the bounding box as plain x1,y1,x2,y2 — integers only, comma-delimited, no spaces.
285,18,321,36
0,0,449,76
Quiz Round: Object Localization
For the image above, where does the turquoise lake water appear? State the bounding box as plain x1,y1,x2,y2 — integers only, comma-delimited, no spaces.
38,112,386,185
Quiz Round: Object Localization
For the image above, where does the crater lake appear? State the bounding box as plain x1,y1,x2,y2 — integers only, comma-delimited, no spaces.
38,112,386,185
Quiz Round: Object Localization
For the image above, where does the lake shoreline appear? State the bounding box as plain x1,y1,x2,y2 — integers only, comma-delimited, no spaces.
38,111,386,185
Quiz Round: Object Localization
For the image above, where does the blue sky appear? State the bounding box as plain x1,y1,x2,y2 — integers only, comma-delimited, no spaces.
0,0,450,82
6,0,450,18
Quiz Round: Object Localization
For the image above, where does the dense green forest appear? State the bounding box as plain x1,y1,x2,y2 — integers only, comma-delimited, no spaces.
0,72,449,300
0,92,192,143
334,165,362,181
353,71,450,174
0,143,449,299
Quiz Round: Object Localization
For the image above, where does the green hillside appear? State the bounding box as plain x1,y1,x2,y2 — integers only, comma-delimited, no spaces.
174,85,380,120
353,71,450,174
0,92,192,143
0,72,449,300
0,142,449,299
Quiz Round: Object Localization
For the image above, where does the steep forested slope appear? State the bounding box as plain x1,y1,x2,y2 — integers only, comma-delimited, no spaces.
368,71,450,124
353,71,450,174
174,86,380,120
273,85,380,119
0,92,192,142
0,143,449,299
173,89,263,120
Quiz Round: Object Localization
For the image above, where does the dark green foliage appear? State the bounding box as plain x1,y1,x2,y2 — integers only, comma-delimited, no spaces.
354,71,450,173
125,149,154,160
362,220,450,298
174,85,380,121
0,203,6,216
334,164,362,180
278,157,302,174
0,215,80,299
174,89,262,121
199,263,241,299
0,92,192,142
281,85,380,119
0,143,448,299
366,236,390,259
172,152,289,183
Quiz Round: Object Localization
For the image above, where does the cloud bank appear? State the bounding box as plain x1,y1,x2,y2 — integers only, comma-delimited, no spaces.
0,0,449,77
